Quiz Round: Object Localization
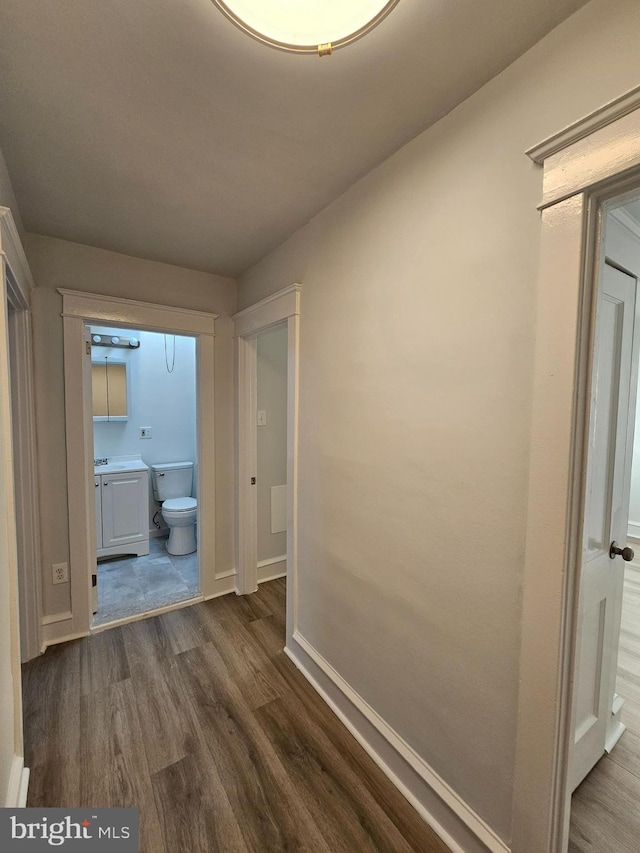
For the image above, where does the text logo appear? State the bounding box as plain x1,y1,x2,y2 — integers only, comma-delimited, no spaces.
1,809,138,850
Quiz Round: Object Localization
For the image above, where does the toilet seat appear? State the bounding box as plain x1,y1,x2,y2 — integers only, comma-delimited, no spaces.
162,497,197,512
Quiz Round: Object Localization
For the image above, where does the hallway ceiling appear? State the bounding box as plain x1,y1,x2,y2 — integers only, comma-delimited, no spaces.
0,0,589,277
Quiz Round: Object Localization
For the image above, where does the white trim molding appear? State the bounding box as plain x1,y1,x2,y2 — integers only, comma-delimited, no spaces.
8,308,43,662
610,206,640,242
41,612,81,650
526,83,640,165
5,756,30,808
0,208,42,663
286,632,508,853
0,207,34,816
233,284,301,336
514,98,640,852
257,555,286,584
59,288,218,334
233,285,301,639
0,206,35,294
527,103,640,210
59,289,221,637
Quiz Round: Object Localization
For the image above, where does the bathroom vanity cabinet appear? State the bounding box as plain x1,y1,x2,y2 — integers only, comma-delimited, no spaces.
95,463,149,558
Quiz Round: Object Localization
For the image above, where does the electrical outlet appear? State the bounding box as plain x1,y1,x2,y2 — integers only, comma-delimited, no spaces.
140,426,152,439
52,562,68,585
257,410,267,426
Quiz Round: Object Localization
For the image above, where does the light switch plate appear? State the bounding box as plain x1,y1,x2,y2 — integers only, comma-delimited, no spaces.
257,410,267,426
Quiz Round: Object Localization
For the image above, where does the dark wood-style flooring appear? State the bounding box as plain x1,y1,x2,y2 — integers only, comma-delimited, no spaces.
23,579,450,853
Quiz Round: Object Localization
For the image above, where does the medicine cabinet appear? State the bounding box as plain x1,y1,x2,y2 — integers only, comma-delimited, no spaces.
92,360,128,421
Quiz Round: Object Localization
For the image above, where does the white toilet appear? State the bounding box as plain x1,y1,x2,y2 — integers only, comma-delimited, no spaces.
151,462,198,555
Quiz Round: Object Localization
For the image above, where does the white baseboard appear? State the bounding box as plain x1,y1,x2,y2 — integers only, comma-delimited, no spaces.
203,573,238,600
5,756,30,807
215,568,237,581
42,610,73,625
286,632,509,853
41,611,86,650
257,556,286,584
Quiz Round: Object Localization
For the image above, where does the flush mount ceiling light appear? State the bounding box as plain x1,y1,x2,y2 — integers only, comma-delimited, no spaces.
211,0,401,56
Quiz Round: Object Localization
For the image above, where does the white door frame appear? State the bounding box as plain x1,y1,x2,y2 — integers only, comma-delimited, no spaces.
512,88,640,853
0,207,42,663
233,285,301,636
60,289,219,637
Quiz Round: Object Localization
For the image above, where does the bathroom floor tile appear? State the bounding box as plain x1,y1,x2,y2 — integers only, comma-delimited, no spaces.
93,537,200,627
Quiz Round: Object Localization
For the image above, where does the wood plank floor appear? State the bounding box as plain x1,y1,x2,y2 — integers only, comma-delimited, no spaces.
570,560,640,853
23,579,450,853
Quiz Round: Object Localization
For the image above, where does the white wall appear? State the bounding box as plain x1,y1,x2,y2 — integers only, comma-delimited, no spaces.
91,327,197,533
237,0,640,844
257,324,287,563
26,234,236,617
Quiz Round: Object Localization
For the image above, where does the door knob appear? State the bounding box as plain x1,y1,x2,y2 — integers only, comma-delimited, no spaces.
609,541,635,561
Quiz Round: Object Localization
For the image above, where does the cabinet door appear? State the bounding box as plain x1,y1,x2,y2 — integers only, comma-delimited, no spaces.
92,361,128,421
95,477,102,550
101,471,148,548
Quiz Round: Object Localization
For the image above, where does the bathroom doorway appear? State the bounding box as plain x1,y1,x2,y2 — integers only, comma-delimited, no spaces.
567,192,640,851
89,325,199,627
61,289,225,639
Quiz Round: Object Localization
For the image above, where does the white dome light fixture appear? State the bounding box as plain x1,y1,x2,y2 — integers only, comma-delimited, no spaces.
211,0,401,56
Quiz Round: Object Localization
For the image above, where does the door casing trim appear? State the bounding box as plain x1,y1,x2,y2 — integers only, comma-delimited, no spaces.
514,103,640,852
60,289,218,636
233,284,301,643
0,207,41,663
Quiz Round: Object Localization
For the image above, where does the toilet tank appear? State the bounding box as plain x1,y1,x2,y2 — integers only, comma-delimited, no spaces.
151,462,193,501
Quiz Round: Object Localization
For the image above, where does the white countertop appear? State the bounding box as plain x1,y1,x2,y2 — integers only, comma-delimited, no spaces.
94,457,149,475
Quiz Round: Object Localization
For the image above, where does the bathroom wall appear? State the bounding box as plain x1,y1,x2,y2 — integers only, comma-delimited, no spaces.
27,234,236,617
256,324,287,564
91,327,197,534
237,0,640,843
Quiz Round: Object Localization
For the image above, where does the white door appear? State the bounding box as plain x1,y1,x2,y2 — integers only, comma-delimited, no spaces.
570,262,639,790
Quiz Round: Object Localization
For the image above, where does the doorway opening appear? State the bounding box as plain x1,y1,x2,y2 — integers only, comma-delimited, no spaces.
89,324,199,627
568,191,640,851
60,289,218,640
255,323,288,586
233,284,301,647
